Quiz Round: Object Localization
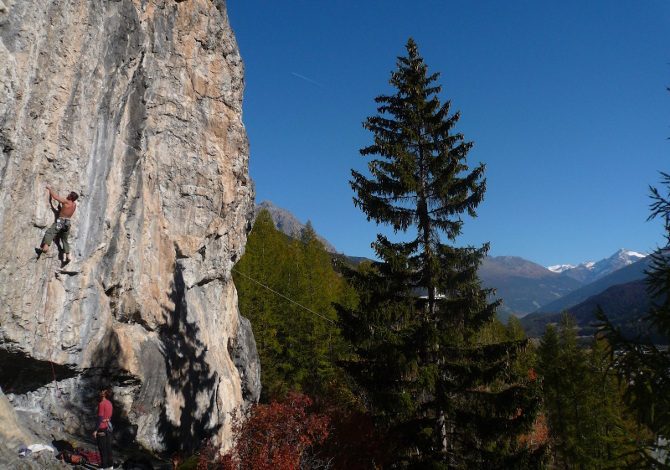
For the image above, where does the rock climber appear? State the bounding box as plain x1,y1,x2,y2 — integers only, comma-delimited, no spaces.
94,388,114,470
36,185,78,264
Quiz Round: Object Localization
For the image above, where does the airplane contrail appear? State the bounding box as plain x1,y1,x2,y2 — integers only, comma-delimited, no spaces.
291,72,324,88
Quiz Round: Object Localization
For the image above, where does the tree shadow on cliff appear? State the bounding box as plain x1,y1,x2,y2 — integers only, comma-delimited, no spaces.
157,264,221,454
86,328,139,447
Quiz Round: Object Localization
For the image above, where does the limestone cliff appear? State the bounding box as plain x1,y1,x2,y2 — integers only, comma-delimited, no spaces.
0,0,260,457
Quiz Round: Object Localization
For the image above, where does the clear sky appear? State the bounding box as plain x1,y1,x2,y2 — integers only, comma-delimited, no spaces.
227,1,670,267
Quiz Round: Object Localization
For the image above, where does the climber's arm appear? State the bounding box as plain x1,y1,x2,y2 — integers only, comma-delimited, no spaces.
46,185,67,204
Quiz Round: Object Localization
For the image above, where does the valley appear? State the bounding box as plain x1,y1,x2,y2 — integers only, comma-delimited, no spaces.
258,200,655,340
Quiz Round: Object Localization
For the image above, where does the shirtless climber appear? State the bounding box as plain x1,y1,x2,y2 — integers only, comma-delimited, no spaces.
36,185,78,264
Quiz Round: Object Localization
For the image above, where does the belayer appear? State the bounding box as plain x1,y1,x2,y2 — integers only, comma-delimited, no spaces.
94,388,114,470
36,185,78,264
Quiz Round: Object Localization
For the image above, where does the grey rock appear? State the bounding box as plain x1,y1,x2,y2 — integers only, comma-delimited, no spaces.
228,314,261,404
0,0,259,457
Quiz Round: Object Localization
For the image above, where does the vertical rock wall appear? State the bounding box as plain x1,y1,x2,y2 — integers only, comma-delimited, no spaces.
0,0,259,453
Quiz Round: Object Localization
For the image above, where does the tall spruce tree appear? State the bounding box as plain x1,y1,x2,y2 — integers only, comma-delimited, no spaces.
340,39,542,468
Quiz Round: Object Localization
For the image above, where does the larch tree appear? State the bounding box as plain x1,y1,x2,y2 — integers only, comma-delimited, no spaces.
233,210,356,401
339,38,543,468
539,315,648,469
598,172,670,466
234,209,291,398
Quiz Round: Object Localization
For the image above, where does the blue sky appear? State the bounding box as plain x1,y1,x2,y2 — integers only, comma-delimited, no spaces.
228,1,670,267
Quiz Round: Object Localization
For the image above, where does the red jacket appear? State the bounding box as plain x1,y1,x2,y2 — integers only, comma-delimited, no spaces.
97,398,113,430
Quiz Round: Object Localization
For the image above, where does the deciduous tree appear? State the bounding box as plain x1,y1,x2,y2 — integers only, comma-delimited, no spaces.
197,393,330,470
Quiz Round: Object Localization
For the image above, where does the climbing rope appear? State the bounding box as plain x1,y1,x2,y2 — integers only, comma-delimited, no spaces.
29,226,337,398
231,268,336,325
49,360,62,397
35,251,64,399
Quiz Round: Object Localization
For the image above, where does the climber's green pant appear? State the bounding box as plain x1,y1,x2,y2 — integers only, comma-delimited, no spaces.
41,218,71,254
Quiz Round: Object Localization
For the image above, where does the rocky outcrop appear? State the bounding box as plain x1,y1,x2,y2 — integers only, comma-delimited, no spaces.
255,200,337,253
0,0,259,457
0,386,40,468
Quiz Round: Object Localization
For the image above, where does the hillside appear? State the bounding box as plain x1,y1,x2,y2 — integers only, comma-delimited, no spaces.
249,203,652,329
479,256,583,317
534,256,650,314
521,279,666,343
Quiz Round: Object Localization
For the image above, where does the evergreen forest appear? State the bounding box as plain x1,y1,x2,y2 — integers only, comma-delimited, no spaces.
210,40,670,469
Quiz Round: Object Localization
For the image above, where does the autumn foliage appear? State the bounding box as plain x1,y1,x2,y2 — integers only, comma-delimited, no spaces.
518,413,549,451
196,392,330,470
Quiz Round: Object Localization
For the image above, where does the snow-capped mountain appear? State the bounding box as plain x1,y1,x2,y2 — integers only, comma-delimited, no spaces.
550,249,646,284
547,264,576,274
532,254,652,318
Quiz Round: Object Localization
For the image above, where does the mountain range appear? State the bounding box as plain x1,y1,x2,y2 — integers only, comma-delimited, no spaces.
483,249,648,318
520,279,657,340
478,256,582,319
548,250,646,284
255,201,654,339
534,255,650,315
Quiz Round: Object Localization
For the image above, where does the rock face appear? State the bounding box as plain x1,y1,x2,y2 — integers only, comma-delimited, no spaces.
0,387,44,469
0,0,259,457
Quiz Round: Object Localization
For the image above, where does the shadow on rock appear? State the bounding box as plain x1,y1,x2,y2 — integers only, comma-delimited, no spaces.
158,263,220,454
0,349,77,394
86,329,141,448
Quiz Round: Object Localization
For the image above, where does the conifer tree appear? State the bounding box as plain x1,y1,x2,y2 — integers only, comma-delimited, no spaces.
537,324,565,466
598,172,670,466
539,315,648,469
234,210,291,397
234,210,356,401
538,316,588,467
340,38,542,468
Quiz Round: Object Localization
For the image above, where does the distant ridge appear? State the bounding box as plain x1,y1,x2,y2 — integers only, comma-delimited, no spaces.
479,256,583,318
252,202,650,328
254,200,337,253
551,249,646,284
533,255,651,315
520,279,665,343
547,264,575,274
